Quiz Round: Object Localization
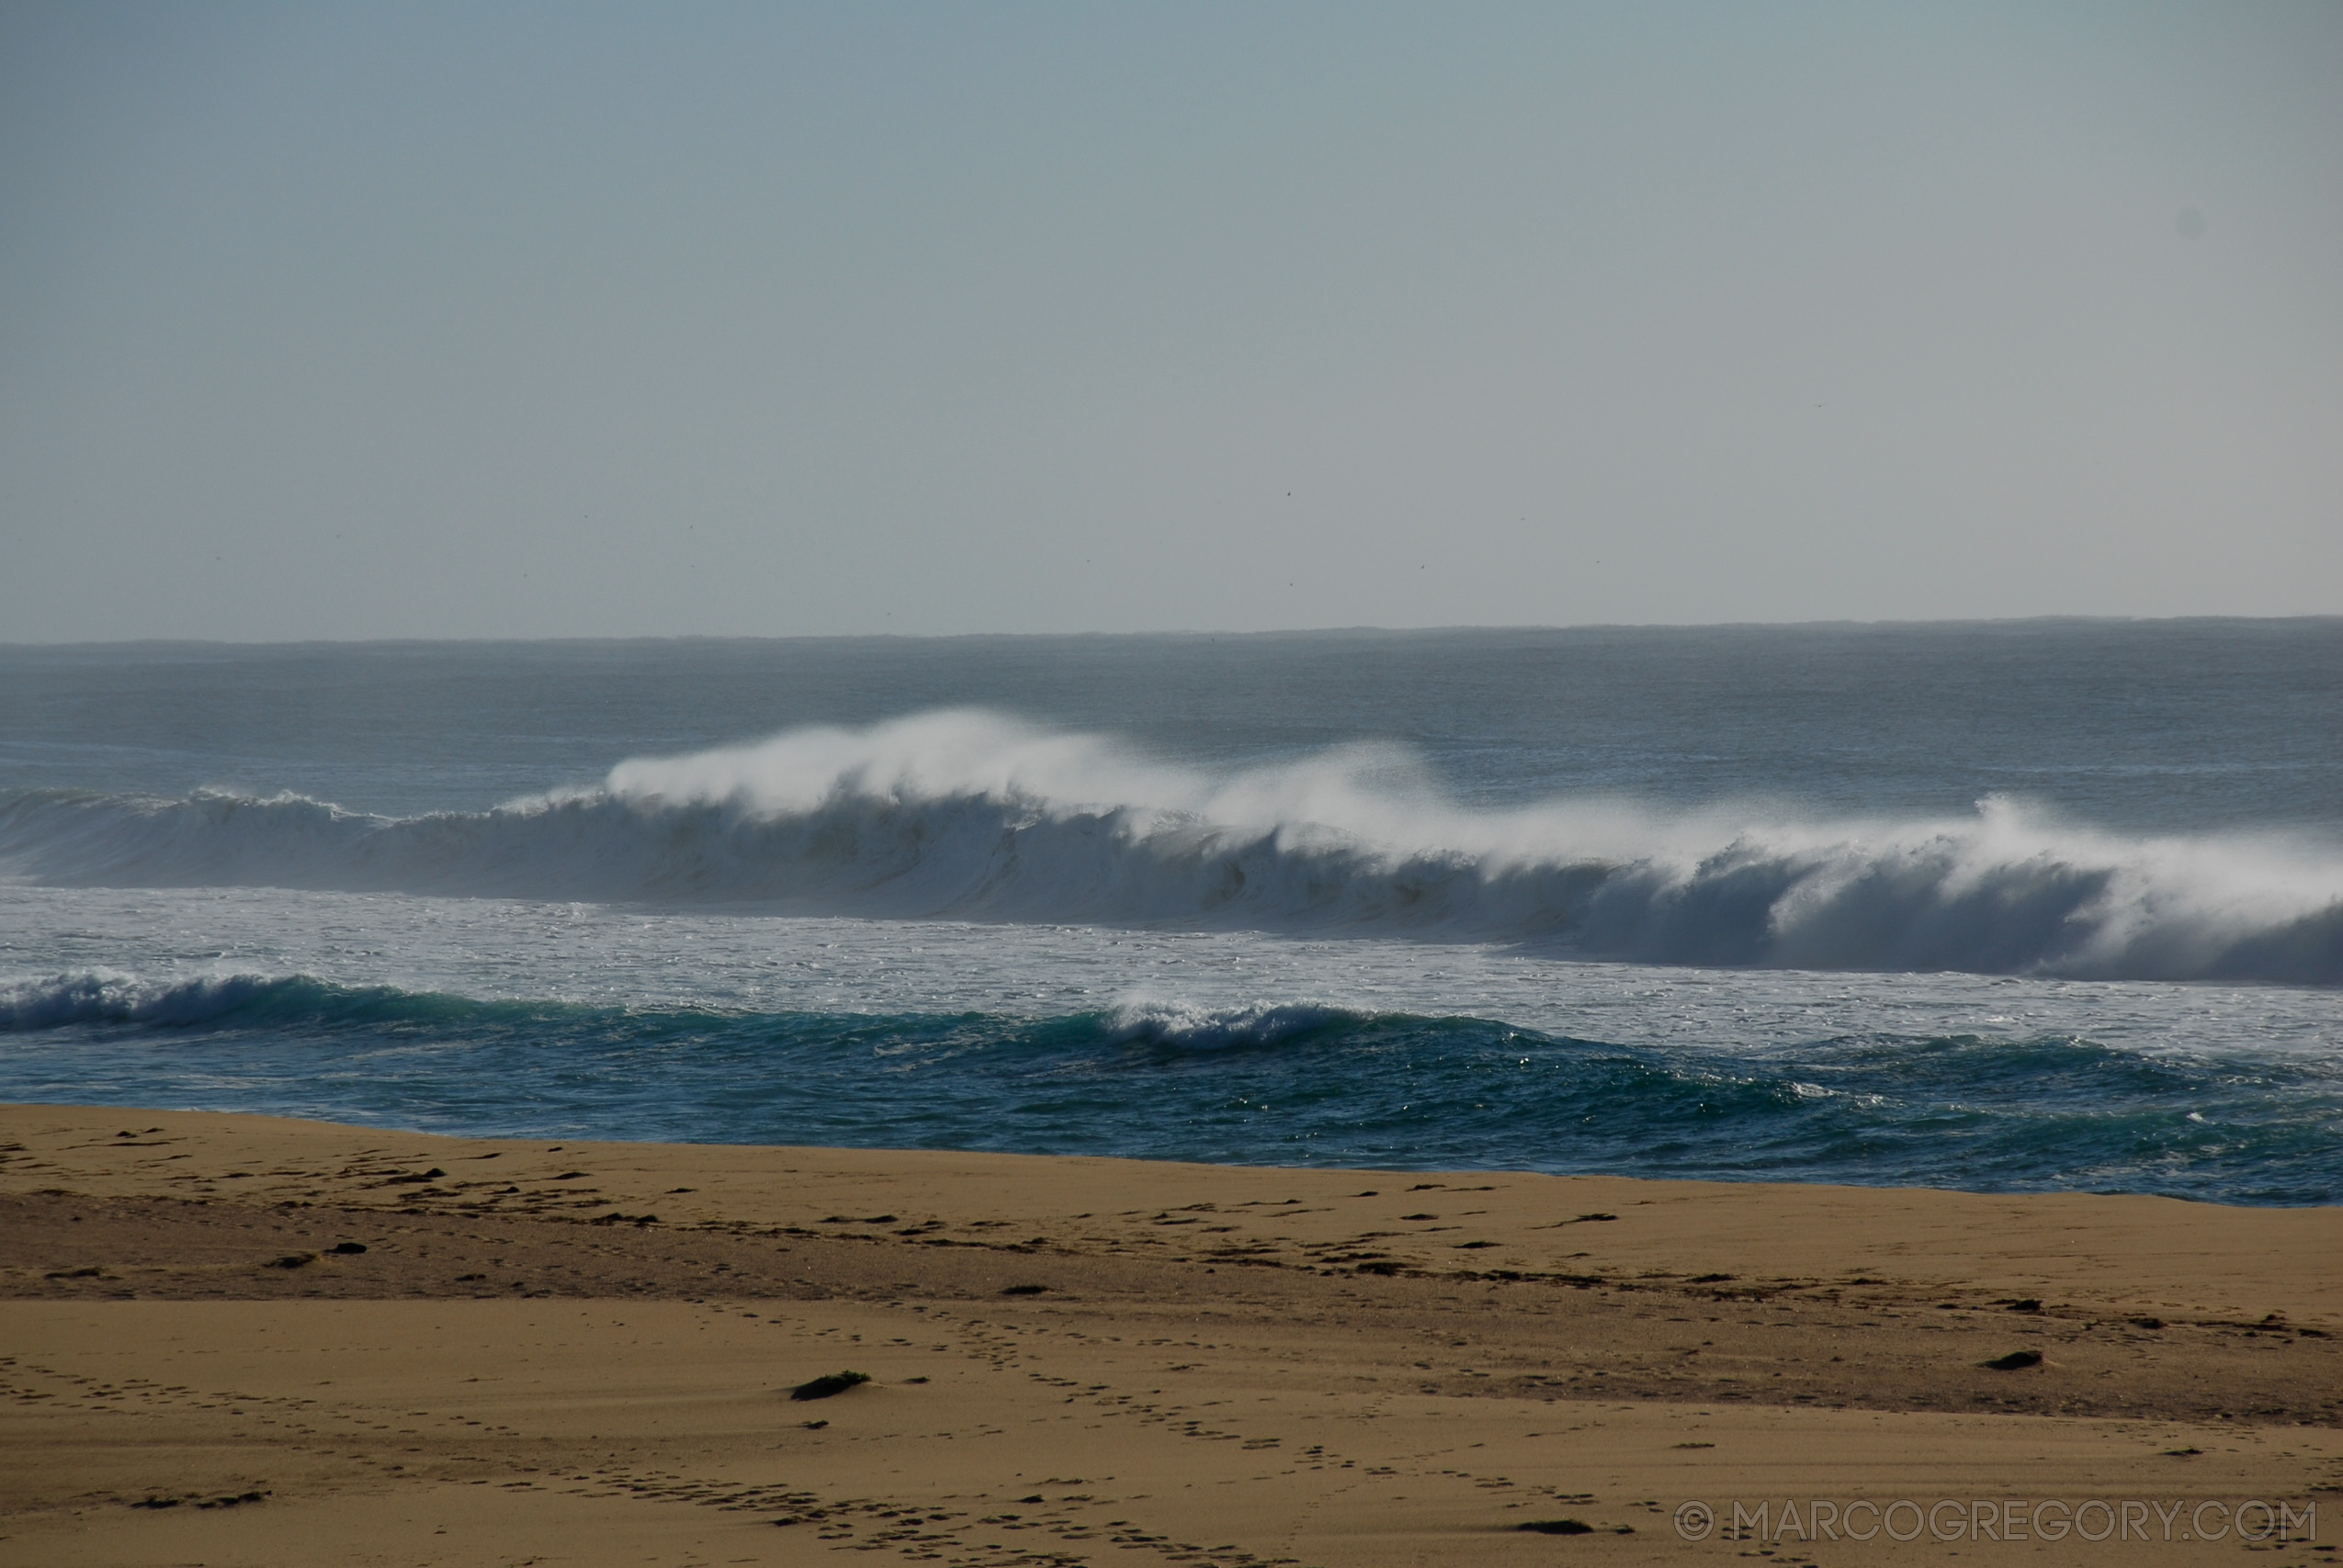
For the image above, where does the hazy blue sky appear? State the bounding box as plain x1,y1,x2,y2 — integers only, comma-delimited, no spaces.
3,2,2337,640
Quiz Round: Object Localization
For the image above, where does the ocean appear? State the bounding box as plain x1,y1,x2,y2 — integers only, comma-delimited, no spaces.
3,622,2338,1203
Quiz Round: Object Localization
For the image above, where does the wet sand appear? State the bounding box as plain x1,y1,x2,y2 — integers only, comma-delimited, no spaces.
2,1105,2337,1565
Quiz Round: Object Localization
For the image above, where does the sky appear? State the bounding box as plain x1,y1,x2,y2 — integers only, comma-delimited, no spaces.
2,2,2337,641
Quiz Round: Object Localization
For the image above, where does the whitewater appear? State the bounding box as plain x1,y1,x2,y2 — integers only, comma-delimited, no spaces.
5,709,2338,983
3,626,2337,1201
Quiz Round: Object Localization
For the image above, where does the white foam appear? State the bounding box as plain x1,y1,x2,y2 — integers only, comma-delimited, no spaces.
1104,999,1368,1050
0,969,293,1030
2,710,2337,984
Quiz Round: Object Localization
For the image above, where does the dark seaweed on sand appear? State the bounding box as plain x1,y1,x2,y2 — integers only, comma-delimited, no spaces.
788,1371,871,1401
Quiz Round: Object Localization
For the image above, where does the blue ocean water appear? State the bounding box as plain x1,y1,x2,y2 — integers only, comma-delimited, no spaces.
3,624,2338,1201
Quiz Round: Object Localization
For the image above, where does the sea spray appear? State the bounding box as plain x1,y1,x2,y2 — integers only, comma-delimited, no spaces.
4,711,2337,984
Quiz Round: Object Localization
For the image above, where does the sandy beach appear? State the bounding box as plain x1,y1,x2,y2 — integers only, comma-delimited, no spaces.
2,1104,2336,1566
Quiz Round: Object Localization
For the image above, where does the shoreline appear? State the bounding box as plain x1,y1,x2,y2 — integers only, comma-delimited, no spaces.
4,1104,2337,1563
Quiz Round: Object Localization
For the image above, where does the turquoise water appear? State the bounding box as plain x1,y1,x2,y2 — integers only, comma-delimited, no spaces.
3,624,2337,1201
5,973,2337,1203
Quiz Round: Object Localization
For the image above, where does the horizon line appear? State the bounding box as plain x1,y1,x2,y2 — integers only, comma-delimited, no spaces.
7,611,2342,653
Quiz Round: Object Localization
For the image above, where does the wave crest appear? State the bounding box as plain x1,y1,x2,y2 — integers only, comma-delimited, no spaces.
1104,1001,1372,1050
3,710,2337,985
0,971,330,1030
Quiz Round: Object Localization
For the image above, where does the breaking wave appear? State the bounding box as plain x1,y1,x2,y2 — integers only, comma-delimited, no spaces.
0,973,1366,1048
0,970,561,1032
1103,1000,1371,1051
2,710,2337,985
6,971,2339,1201
0,970,330,1030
